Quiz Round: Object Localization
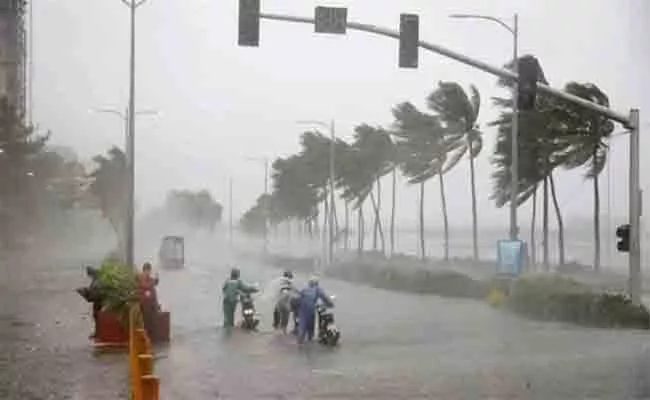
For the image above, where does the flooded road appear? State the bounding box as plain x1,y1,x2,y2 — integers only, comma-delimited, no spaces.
2,240,650,399
154,246,650,399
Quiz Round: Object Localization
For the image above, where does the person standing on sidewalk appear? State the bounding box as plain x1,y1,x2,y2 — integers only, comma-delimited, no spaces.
137,262,160,341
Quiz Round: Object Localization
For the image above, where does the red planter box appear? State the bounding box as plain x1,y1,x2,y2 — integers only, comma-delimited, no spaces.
156,311,170,343
95,309,170,346
95,311,128,345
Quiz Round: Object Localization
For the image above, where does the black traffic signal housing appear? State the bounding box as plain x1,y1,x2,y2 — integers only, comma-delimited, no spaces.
616,224,630,253
238,0,261,47
399,13,419,69
517,55,539,111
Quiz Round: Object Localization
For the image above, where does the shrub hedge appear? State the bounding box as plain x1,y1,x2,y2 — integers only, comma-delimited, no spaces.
266,254,650,329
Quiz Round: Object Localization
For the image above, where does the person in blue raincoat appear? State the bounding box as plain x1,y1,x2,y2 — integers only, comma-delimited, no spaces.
297,276,333,343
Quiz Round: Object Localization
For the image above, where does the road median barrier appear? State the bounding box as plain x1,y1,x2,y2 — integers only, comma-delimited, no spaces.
129,305,160,400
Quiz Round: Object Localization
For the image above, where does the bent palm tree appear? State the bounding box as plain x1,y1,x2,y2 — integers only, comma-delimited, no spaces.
427,81,483,260
392,102,446,260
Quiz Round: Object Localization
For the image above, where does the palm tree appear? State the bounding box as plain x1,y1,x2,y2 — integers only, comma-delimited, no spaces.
335,140,373,257
392,102,446,261
556,82,615,271
427,81,483,260
352,124,394,256
490,55,574,269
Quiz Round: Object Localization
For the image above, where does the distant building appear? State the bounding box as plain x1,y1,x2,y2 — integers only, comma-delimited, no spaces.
0,0,25,116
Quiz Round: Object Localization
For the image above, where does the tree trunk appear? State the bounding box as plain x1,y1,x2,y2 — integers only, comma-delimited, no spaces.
468,138,479,261
357,203,365,258
530,185,538,269
307,219,313,239
344,200,350,252
369,190,386,257
373,179,381,251
439,171,450,262
322,198,329,262
286,220,291,242
390,168,397,258
593,161,601,272
419,182,425,261
543,177,549,271
549,173,566,266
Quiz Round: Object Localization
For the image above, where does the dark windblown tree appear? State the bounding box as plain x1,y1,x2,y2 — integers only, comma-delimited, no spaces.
88,146,127,252
392,101,447,261
491,55,616,270
0,98,49,248
427,81,483,261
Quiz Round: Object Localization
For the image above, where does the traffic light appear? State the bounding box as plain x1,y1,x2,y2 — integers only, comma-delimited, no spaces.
399,13,419,69
517,55,539,111
616,224,630,253
314,6,347,34
238,0,260,47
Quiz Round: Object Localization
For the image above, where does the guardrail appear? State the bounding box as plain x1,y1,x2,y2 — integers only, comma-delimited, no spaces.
129,305,160,400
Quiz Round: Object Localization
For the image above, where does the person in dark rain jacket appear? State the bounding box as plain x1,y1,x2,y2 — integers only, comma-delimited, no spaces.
221,267,257,329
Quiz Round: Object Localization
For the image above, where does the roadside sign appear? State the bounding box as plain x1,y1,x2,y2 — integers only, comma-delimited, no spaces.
314,6,347,34
496,239,526,276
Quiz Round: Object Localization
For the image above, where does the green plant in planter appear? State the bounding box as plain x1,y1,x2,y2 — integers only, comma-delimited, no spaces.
95,259,140,328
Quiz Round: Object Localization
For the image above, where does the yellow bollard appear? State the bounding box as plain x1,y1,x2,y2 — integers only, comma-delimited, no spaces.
129,304,160,400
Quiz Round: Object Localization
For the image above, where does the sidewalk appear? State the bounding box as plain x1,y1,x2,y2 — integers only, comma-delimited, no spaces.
0,253,128,400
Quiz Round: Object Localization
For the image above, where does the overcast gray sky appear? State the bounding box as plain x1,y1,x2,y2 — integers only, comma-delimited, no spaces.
32,0,650,230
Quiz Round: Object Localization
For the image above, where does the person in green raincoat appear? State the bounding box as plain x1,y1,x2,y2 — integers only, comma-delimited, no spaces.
222,267,258,328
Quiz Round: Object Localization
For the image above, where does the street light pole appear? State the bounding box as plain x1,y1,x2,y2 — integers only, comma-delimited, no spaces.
510,14,519,241
246,156,270,256
263,157,269,256
120,0,149,269
450,13,519,241
229,177,233,250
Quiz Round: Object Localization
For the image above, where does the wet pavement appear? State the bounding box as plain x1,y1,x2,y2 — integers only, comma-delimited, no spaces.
153,244,650,399
0,259,128,400
3,240,650,399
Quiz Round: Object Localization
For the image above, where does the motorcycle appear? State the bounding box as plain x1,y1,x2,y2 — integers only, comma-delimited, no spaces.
316,296,340,346
239,292,260,331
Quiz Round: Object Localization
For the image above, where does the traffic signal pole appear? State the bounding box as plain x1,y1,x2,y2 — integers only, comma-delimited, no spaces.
629,109,641,305
253,10,641,304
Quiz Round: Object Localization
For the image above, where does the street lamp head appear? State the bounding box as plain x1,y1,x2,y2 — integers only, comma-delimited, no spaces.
449,14,474,19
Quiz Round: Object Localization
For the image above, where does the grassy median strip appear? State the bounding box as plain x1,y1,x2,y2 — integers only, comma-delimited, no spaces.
267,254,650,330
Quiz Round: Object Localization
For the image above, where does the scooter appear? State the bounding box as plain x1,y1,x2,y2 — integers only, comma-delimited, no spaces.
239,292,260,331
316,296,340,346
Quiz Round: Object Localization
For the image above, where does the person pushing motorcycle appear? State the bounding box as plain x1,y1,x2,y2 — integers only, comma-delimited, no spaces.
221,267,257,329
297,275,333,344
272,270,299,333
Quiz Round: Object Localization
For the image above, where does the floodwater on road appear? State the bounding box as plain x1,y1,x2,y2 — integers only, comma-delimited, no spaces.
2,237,650,400
153,248,650,399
